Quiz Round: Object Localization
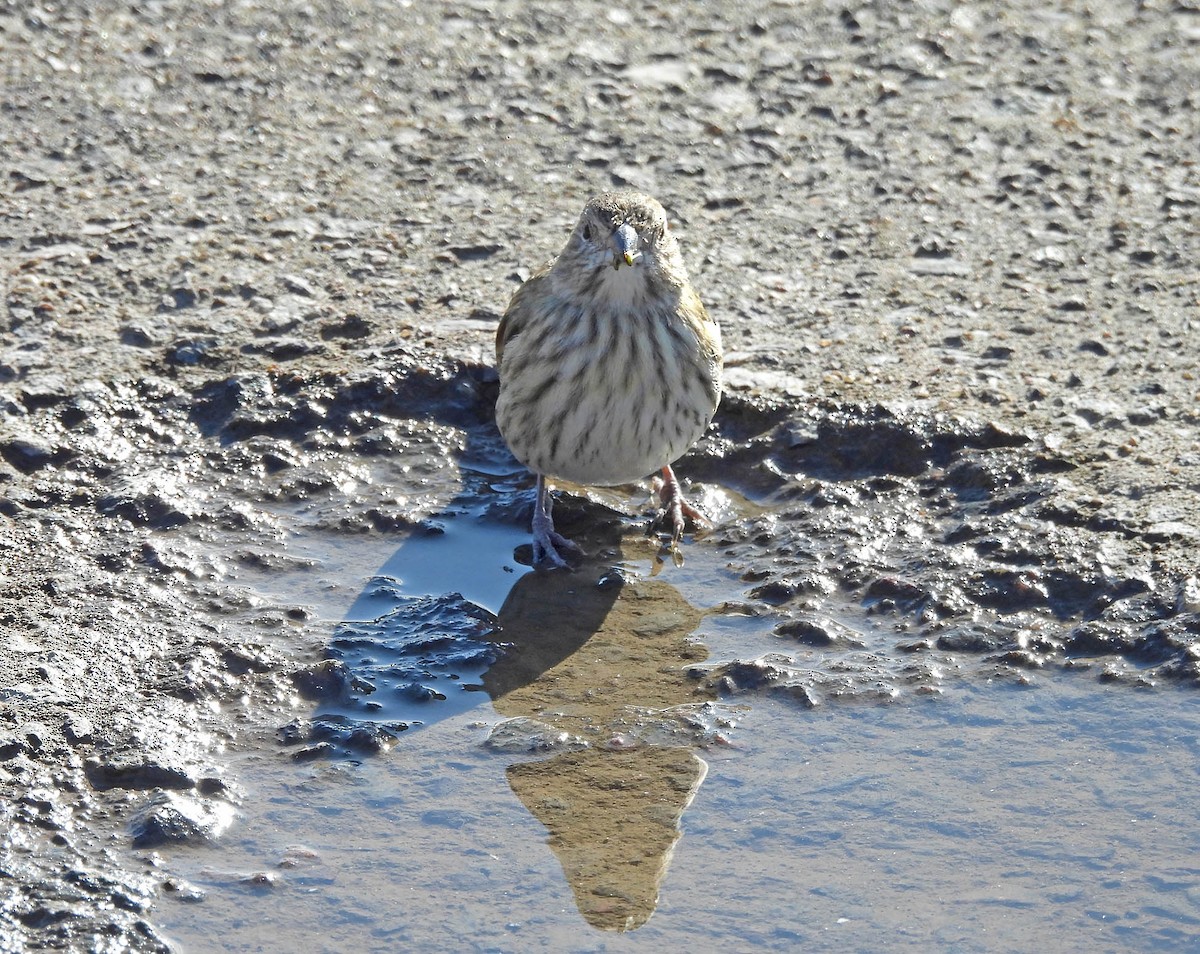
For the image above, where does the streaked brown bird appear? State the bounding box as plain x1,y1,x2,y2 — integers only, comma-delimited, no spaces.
495,191,722,568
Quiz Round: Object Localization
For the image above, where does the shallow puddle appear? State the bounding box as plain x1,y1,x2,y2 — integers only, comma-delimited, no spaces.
146,504,1200,952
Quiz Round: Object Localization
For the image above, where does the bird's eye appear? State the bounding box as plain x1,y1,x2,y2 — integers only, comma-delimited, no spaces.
582,223,594,242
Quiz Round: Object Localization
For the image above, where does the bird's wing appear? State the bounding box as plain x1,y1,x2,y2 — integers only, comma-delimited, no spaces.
495,267,548,368
683,285,722,362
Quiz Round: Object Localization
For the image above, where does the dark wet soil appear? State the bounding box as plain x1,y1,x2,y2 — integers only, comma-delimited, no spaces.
3,1,1199,950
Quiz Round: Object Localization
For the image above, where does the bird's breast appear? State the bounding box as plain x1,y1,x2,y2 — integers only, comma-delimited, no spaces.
589,263,650,311
495,301,720,486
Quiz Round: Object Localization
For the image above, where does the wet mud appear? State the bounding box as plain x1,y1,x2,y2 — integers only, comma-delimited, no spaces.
5,356,1199,949
3,0,1200,950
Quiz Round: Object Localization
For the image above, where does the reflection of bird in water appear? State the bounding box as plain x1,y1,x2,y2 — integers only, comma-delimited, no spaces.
487,554,715,931
495,191,723,568
508,746,707,932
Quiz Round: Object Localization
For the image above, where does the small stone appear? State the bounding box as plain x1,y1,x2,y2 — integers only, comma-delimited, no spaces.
119,325,157,347
84,758,195,792
1178,578,1200,613
130,792,231,848
775,615,866,648
162,877,207,903
280,274,318,296
290,660,352,702
1,438,63,473
64,717,94,744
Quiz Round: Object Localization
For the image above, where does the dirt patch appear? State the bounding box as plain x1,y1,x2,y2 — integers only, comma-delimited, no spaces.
3,0,1198,948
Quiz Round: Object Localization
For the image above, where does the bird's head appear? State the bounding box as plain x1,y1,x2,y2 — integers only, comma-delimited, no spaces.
565,191,684,281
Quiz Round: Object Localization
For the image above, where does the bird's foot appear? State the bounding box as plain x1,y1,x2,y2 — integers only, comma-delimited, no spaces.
654,465,709,552
532,527,585,570
531,474,585,570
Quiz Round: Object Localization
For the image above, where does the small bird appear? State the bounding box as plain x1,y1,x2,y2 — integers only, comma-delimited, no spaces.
495,191,722,568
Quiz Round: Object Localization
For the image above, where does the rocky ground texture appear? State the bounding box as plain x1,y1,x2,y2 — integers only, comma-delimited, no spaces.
2,0,1198,949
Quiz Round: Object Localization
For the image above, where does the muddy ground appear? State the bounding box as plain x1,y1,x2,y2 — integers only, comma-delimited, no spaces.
2,0,1199,950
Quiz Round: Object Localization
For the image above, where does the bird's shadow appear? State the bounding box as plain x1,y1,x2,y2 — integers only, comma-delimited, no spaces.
281,448,644,758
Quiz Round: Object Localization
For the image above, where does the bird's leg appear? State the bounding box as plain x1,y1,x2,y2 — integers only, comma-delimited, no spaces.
658,465,709,544
531,473,585,569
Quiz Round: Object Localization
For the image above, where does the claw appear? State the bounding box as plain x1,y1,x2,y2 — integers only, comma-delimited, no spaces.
531,473,585,569
657,465,709,544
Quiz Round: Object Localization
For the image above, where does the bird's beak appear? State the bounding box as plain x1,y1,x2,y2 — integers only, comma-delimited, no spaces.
612,223,640,269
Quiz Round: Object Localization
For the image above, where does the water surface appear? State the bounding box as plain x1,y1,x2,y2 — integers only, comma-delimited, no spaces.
150,514,1200,952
